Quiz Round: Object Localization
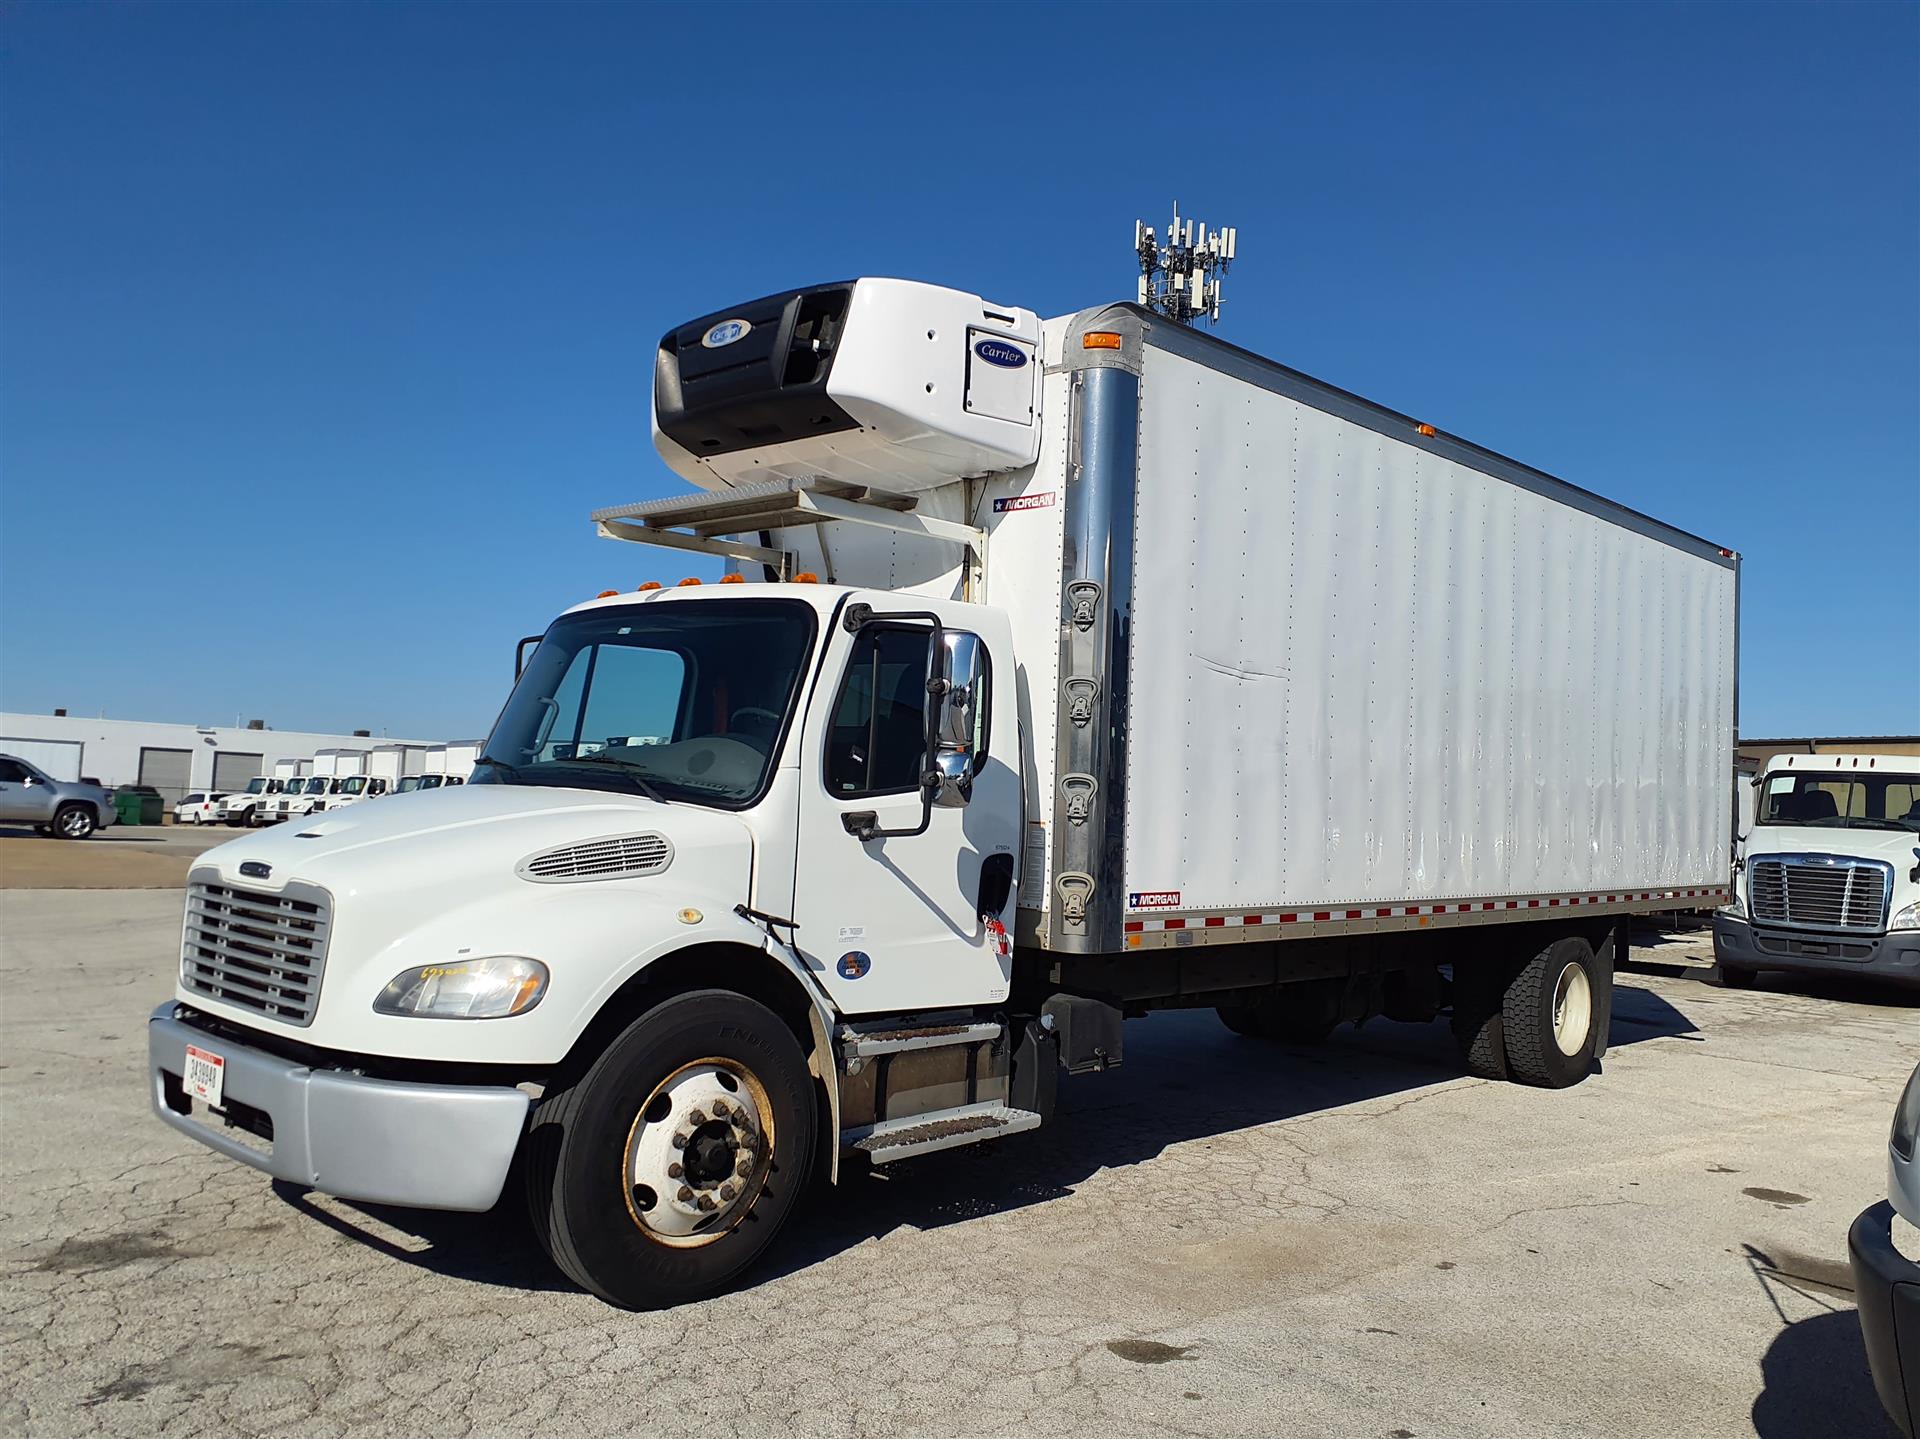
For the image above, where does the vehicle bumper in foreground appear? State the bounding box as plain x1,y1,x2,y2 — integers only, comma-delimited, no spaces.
147,1003,529,1212
1850,1174,1920,1438
1713,915,1920,988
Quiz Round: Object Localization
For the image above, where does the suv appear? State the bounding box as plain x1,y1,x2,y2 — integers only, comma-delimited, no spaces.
0,754,118,839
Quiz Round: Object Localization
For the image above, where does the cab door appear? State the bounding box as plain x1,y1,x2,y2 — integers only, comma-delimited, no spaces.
790,596,1022,1016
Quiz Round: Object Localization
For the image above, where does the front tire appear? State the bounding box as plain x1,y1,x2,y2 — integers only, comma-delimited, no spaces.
1714,963,1757,989
525,989,816,1310
52,803,96,840
1501,936,1600,1088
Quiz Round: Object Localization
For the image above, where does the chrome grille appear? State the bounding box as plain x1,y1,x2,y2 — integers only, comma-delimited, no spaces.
1748,855,1893,933
180,878,332,1026
518,832,673,883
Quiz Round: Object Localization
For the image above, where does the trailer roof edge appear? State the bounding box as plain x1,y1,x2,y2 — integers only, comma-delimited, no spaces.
1095,302,1736,570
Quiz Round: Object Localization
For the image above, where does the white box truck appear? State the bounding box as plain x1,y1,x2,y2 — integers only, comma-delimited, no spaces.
261,750,367,823
217,768,305,828
353,744,426,804
149,277,1736,1310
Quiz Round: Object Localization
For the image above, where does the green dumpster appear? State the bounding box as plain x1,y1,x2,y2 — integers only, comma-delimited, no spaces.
115,785,165,825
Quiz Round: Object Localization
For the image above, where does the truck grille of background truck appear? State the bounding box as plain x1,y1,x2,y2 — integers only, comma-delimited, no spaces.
1748,856,1893,933
180,879,333,1027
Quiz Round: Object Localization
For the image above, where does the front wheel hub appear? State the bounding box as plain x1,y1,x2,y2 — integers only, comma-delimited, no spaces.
623,1059,773,1246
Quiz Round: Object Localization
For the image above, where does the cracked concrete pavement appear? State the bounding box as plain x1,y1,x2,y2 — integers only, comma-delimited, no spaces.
3,887,1917,1438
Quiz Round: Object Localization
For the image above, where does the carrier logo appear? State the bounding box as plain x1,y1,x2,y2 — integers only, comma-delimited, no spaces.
836,951,872,980
993,492,1055,513
973,338,1028,369
1129,890,1181,909
700,318,752,349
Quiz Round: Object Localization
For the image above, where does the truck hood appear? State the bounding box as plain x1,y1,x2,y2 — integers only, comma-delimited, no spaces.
193,781,750,888
1745,826,1920,871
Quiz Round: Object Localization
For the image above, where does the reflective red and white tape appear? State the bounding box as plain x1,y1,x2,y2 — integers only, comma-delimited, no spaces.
1122,887,1731,934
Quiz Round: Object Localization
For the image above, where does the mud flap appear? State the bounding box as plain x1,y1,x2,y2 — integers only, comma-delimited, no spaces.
1591,924,1620,1060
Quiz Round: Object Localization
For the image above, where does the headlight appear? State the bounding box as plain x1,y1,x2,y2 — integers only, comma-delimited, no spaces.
1890,901,1920,932
374,956,548,1019
1893,1064,1920,1163
1721,884,1745,918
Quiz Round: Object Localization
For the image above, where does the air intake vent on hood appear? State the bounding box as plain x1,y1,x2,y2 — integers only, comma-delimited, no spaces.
518,832,674,883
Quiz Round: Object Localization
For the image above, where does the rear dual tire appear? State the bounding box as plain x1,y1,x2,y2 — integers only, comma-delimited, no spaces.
525,990,816,1310
1454,936,1602,1088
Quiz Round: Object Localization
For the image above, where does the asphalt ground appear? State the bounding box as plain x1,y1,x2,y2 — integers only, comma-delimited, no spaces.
2,883,1917,1439
0,823,237,890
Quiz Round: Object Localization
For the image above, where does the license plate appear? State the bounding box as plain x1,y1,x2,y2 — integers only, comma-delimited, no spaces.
183,1045,225,1107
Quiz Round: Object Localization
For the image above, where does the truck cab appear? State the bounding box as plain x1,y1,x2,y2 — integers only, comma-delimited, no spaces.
316,774,392,812
263,775,334,824
218,776,292,828
1715,754,1920,987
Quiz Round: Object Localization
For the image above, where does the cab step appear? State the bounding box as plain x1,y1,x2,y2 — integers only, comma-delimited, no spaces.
850,1103,1042,1165
837,1019,1002,1060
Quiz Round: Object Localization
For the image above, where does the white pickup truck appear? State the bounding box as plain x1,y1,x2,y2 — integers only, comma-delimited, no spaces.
148,276,1735,1310
1715,754,1920,988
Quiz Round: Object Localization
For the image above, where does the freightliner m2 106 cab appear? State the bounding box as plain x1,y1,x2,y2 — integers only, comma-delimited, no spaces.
1716,754,1920,988
149,278,1737,1308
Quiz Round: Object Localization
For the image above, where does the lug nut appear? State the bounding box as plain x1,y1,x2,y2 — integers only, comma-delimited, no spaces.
736,1159,753,1178
677,1186,693,1202
687,1108,707,1125
719,1183,737,1202
671,1132,688,1149
711,1099,730,1117
667,1162,683,1179
697,1194,717,1212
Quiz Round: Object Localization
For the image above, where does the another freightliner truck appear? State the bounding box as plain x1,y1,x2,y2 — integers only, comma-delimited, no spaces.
1715,754,1920,988
149,277,1738,1309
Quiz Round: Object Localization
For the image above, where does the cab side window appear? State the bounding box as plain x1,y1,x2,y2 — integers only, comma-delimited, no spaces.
825,628,931,797
0,760,28,784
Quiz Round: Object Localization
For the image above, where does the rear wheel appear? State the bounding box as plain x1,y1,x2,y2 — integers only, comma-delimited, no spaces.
52,803,96,840
225,811,248,828
1451,960,1510,1080
1501,936,1600,1088
525,990,816,1310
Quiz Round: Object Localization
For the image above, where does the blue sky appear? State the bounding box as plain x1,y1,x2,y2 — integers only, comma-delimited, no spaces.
3,1,1915,740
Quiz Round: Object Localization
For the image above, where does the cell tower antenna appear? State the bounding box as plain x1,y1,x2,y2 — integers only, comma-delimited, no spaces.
1133,200,1237,326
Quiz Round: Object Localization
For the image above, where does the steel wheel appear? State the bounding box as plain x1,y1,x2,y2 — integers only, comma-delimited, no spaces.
1551,960,1593,1057
623,1058,774,1246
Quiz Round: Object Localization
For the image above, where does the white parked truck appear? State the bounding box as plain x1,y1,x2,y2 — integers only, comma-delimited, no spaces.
149,277,1738,1309
1715,753,1920,988
217,774,300,828
262,750,367,823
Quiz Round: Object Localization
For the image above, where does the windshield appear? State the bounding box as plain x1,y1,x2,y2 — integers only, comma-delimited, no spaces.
478,597,817,807
341,777,368,795
303,778,328,795
396,776,422,792
245,778,268,794
1756,771,1920,832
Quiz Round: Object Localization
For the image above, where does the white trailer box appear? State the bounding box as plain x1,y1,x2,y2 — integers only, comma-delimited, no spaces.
151,276,1738,1312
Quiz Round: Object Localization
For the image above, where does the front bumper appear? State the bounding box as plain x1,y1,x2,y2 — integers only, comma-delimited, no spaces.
1713,914,1920,987
1850,1192,1920,1438
147,1003,530,1212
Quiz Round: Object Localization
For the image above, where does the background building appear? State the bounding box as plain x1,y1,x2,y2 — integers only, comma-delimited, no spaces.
0,712,454,804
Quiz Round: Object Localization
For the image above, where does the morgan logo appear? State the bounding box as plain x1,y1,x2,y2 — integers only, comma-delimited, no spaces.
972,338,1029,369
1129,890,1181,909
993,492,1056,514
700,318,752,349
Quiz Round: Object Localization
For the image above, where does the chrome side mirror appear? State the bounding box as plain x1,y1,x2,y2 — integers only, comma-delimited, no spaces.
929,631,985,808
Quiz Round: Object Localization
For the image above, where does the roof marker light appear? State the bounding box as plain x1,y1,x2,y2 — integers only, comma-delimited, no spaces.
1083,332,1123,350
676,577,701,587
792,572,819,584
637,581,663,591
597,590,619,598
719,573,746,584
1415,423,1437,437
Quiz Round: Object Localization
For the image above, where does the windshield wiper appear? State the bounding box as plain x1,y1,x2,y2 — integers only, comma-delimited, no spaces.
472,755,521,780
551,753,671,805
